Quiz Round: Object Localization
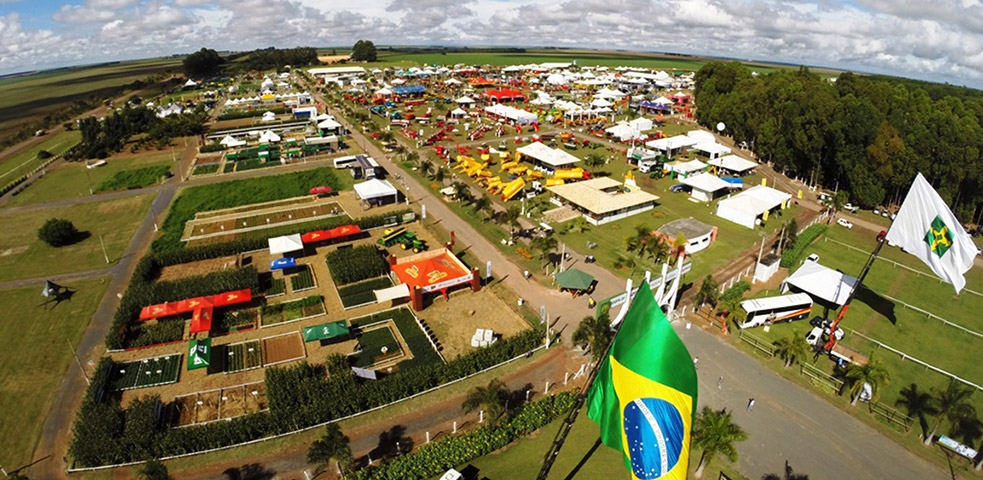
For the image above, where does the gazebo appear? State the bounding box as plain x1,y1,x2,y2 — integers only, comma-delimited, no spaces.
554,268,595,296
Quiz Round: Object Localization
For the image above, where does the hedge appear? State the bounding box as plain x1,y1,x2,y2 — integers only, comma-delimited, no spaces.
720,280,751,302
198,143,226,153
779,224,828,268
352,392,576,480
326,245,389,285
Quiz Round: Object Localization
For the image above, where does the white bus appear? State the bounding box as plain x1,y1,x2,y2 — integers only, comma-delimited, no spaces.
738,293,813,329
333,155,358,169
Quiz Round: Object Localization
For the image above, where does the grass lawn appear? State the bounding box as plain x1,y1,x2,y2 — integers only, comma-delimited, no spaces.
0,277,109,469
5,151,174,206
94,164,170,192
352,326,401,367
747,225,983,442
459,407,747,480
0,193,154,281
0,130,81,184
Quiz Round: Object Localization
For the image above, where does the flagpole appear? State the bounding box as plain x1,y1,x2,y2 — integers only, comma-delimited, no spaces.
822,230,887,353
537,283,637,480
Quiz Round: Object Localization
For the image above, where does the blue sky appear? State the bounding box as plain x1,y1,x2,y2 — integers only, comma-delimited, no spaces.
1,0,982,88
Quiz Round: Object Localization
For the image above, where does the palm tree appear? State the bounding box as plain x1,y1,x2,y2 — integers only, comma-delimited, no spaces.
139,459,171,480
433,165,447,184
451,181,472,202
572,313,612,361
692,406,749,478
772,334,810,368
472,193,491,218
584,152,606,169
926,378,976,445
531,235,558,264
761,462,809,480
500,205,522,240
844,355,891,406
307,423,354,475
695,275,719,309
462,379,509,426
716,296,746,330
419,159,434,179
895,383,938,439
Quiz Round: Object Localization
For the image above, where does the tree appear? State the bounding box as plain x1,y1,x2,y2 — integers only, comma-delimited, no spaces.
37,218,81,247
500,205,522,240
584,152,606,169
182,48,224,77
531,235,558,263
761,462,810,480
844,354,891,406
695,275,719,309
351,40,378,62
36,149,52,159
716,296,746,329
572,313,612,361
472,193,491,218
433,165,447,184
139,459,171,480
451,181,472,202
419,159,434,179
926,378,976,446
307,423,354,475
772,333,810,368
692,406,748,478
779,218,798,253
462,379,509,426
895,383,938,439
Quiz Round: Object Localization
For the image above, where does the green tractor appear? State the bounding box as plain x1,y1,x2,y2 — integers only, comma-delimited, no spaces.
399,232,428,253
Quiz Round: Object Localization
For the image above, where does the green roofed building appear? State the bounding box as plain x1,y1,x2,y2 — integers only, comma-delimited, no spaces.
554,268,595,292
187,338,211,370
304,320,350,342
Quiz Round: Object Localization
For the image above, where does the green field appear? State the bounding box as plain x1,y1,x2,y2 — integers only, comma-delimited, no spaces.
756,225,983,432
0,130,81,185
0,277,109,470
0,58,180,139
0,193,155,281
458,407,746,480
4,151,173,206
353,326,400,367
94,164,170,193
107,353,182,391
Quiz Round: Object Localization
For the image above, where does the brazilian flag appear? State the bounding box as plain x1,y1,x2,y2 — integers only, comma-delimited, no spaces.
587,283,698,480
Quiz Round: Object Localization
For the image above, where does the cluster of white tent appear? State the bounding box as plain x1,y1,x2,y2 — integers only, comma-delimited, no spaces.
484,104,538,124
604,117,654,142
223,91,312,108
645,130,731,159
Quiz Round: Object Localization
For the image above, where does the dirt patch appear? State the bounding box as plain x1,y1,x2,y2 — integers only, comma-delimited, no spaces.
0,246,27,257
417,288,531,360
157,254,239,282
219,385,245,419
262,332,306,366
318,55,351,64
244,382,267,412
196,390,221,423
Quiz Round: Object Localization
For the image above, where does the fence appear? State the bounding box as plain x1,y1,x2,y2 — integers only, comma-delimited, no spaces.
800,362,842,395
880,293,983,340
738,330,775,357
868,400,913,433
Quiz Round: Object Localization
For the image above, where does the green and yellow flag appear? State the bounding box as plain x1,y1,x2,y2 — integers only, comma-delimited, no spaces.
587,283,698,480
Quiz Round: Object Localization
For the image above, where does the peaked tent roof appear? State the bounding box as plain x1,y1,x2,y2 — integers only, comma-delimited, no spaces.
679,173,732,193
708,155,758,173
187,338,211,370
268,234,304,254
555,268,595,291
303,320,350,342
353,178,398,200
783,260,858,306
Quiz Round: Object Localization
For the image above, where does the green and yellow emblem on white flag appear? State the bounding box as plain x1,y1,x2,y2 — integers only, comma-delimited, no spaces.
885,173,976,293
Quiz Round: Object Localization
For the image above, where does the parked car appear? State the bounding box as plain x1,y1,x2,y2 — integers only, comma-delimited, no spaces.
873,208,881,216
806,253,820,263
837,218,854,229
843,203,859,213
669,184,686,193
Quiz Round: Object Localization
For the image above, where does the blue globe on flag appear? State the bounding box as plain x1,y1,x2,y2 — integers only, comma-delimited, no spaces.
623,397,685,479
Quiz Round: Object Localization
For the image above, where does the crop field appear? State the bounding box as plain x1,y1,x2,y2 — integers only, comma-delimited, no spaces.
108,354,182,391
0,193,155,281
352,325,402,367
0,277,108,469
224,340,263,373
261,332,306,366
260,296,325,327
183,200,343,240
337,276,393,308
168,382,267,427
94,165,171,192
0,58,180,140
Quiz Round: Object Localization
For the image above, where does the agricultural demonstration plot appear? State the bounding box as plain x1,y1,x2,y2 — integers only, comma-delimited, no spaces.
351,324,403,368
350,308,443,371
0,193,155,281
0,278,109,469
183,200,344,240
94,164,171,192
337,276,393,308
325,244,390,285
167,382,268,427
107,354,182,391
260,295,325,327
261,332,306,366
288,265,317,292
224,340,263,373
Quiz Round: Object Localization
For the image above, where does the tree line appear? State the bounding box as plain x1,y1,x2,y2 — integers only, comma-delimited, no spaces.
694,62,983,224
69,103,207,160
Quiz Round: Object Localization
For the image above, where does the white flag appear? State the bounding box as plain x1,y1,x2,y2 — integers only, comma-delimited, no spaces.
885,173,976,293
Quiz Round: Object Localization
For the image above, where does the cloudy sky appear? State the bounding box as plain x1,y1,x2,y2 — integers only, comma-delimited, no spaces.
2,0,982,87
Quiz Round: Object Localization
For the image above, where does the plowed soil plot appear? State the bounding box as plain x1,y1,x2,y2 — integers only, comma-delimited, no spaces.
219,386,245,419
244,382,267,412
172,395,198,427
196,390,221,423
261,333,305,366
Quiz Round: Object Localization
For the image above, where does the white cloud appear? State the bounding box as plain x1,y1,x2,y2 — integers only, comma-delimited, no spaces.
1,0,982,87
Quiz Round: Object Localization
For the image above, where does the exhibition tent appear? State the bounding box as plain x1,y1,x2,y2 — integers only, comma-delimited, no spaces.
555,268,595,291
354,178,399,203
709,155,758,175
303,320,351,342
268,234,304,255
782,260,858,307
680,173,732,202
715,185,792,229
187,338,211,370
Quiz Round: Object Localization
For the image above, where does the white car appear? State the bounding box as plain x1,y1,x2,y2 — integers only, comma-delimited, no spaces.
837,218,853,229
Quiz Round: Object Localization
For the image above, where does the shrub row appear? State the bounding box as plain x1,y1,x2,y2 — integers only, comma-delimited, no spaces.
779,224,828,268
217,106,289,120
352,392,576,480
326,245,389,285
261,295,321,316
720,280,751,302
198,143,226,153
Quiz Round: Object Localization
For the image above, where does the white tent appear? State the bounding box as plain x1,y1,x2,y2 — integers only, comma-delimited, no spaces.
694,142,732,160
595,87,626,99
605,123,644,142
374,283,410,303
184,79,197,87
444,78,462,85
259,130,281,143
219,135,246,148
354,178,399,204
709,155,758,175
716,185,792,228
261,111,276,122
665,159,707,175
450,108,467,118
628,117,653,132
374,88,393,96
782,261,858,306
455,96,475,104
679,173,732,202
590,98,613,108
268,234,303,255
318,118,342,130
646,135,697,155
517,142,580,169
315,113,332,120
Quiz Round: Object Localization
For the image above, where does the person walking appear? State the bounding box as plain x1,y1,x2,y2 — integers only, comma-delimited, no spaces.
717,376,724,389
747,398,755,411
693,357,699,369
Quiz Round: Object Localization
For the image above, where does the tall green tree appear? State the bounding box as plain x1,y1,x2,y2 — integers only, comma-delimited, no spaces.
716,296,747,329
926,379,976,446
307,423,354,475
182,48,224,77
572,313,612,361
692,406,748,478
772,334,810,368
472,193,491,217
530,235,558,263
37,218,81,247
583,152,606,169
500,205,522,240
895,383,938,439
695,274,719,309
462,379,509,426
351,40,378,62
844,355,891,406
762,463,809,480
139,459,170,480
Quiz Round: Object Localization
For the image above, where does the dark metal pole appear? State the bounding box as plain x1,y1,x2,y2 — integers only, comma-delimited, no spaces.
823,230,887,352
